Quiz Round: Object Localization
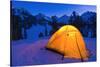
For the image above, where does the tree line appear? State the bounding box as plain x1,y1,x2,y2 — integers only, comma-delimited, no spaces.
11,8,96,40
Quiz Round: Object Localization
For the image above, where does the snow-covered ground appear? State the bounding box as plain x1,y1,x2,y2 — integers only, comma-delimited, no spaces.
11,38,96,66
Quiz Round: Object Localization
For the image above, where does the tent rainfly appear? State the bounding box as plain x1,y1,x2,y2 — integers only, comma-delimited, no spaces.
46,25,89,61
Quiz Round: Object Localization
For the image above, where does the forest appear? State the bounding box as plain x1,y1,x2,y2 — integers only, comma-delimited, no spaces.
10,8,96,40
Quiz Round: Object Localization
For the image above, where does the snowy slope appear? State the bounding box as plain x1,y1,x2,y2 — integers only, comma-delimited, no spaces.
11,38,96,66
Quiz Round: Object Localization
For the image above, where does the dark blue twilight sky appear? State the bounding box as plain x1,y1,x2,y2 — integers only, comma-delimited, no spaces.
11,1,96,17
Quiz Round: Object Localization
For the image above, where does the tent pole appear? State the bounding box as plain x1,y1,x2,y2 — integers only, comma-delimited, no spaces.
62,29,67,60
62,36,65,60
75,34,84,62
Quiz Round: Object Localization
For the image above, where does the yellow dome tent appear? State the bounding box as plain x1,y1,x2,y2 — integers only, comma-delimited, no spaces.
46,25,89,61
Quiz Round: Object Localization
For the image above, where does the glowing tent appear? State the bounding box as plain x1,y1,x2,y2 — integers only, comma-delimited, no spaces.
46,25,89,61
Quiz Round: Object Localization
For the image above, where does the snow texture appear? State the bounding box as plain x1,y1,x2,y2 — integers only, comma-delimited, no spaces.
11,38,96,66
